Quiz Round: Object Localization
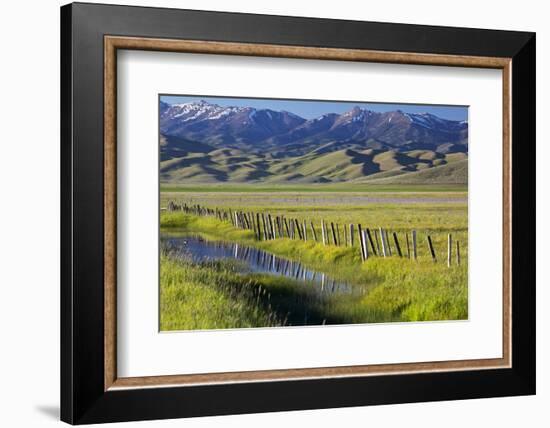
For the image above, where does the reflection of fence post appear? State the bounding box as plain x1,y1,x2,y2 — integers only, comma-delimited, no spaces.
447,234,452,267
427,235,437,262
412,230,417,260
393,232,402,257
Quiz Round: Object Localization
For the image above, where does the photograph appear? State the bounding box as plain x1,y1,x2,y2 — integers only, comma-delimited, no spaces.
159,95,469,331
54,2,536,424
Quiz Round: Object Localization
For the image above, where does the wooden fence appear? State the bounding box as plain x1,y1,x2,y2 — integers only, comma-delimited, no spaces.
166,201,461,267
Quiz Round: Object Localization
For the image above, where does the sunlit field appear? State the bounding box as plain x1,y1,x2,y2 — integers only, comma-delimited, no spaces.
160,185,468,331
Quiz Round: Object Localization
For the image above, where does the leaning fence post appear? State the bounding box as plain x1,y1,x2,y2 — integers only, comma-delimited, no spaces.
262,214,268,240
330,222,337,246
310,221,318,242
358,224,366,261
374,229,381,255
393,232,403,257
447,234,452,267
269,214,276,239
284,218,290,237
303,220,307,241
256,213,262,240
358,224,365,260
406,233,411,259
294,219,303,240
379,227,387,257
344,224,348,247
427,235,437,262
365,228,377,256
361,229,369,260
385,230,392,256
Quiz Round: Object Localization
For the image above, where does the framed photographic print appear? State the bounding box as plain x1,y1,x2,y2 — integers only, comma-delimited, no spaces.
60,2,535,424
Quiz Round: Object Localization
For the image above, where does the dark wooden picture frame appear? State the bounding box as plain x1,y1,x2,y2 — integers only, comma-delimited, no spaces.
61,2,535,424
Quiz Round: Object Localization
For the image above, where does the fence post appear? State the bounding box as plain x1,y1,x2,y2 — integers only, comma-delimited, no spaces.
447,234,452,267
365,228,377,256
294,219,303,240
344,224,348,247
284,218,290,238
406,233,411,259
456,240,461,265
256,213,262,240
361,229,369,261
379,227,387,257
269,214,276,239
385,230,393,256
412,230,417,260
310,221,318,242
358,224,366,261
262,214,268,240
330,222,337,246
393,232,403,257
321,220,326,245
427,235,437,262
303,220,307,241
349,224,354,247
374,229,381,255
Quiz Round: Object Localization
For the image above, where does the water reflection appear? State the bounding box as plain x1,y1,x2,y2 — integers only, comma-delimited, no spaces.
161,235,355,295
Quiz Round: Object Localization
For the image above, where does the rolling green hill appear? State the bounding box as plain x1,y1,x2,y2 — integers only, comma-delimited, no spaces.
160,142,468,185
359,159,468,185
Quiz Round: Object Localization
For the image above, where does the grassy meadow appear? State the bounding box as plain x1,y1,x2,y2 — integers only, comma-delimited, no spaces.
160,184,468,331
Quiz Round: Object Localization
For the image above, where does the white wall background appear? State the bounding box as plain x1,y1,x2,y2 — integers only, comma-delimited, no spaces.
0,0,546,426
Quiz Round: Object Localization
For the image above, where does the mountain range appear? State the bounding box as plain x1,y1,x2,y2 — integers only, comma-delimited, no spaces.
159,100,468,184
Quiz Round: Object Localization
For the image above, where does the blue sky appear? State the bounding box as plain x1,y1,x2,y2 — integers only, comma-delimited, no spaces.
160,94,468,121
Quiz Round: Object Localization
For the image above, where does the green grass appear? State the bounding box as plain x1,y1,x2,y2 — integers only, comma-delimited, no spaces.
161,191,468,236
160,212,468,330
363,159,468,185
161,255,283,330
